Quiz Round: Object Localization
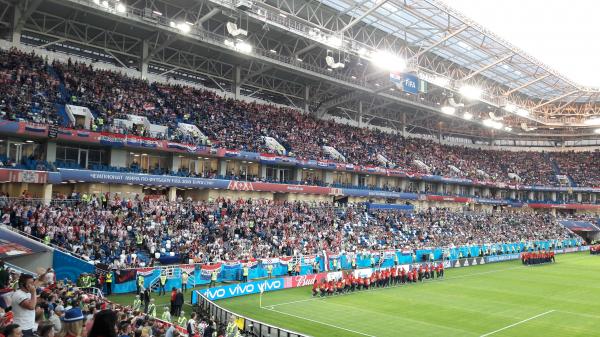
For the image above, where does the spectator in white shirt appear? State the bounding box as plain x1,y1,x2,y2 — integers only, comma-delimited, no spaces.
186,313,196,337
11,274,37,337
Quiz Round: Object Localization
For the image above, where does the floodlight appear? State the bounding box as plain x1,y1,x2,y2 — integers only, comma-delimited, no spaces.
463,112,473,120
483,119,503,129
459,85,482,100
594,128,600,134
115,3,126,13
226,22,248,37
371,50,406,72
441,106,456,115
178,22,191,33
516,108,530,117
325,54,345,69
503,103,517,113
236,41,253,54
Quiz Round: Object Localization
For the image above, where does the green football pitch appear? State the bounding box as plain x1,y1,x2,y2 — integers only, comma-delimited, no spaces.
217,252,600,337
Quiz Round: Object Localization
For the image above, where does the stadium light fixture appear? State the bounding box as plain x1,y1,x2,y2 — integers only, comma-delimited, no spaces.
583,117,600,125
459,85,482,100
325,53,345,69
170,21,192,34
441,106,456,115
483,119,503,129
371,50,406,72
235,41,253,54
516,108,530,117
504,126,513,132
226,22,248,37
115,3,126,13
503,103,517,113
101,0,109,8
463,112,473,120
594,128,600,134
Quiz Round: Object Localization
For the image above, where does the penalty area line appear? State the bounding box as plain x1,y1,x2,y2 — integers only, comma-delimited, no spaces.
479,310,555,337
264,306,377,337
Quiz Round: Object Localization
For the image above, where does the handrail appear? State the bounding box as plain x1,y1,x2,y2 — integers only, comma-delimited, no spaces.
197,291,311,337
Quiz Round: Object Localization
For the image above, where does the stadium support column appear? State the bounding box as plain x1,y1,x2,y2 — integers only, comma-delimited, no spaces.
171,154,182,173
141,40,149,80
551,192,557,202
11,5,21,46
259,164,267,180
110,149,128,168
42,184,52,205
294,168,302,182
218,159,227,177
577,193,582,203
402,112,407,137
304,86,310,114
233,66,241,99
46,142,57,163
591,194,597,203
358,101,363,128
168,187,177,202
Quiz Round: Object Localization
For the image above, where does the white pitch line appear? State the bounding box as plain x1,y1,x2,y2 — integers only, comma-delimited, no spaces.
479,310,555,337
264,306,377,337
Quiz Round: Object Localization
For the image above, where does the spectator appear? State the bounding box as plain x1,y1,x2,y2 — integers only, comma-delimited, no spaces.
58,308,84,337
37,323,55,337
87,310,117,337
3,324,22,337
11,275,36,337
48,306,63,333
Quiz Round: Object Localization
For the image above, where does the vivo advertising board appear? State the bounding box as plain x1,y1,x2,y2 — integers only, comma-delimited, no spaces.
199,278,285,301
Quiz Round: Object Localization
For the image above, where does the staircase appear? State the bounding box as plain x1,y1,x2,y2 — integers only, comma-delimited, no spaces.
47,65,72,126
544,152,562,175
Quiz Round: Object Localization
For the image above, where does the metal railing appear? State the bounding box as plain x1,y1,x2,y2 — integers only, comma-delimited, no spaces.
196,292,311,337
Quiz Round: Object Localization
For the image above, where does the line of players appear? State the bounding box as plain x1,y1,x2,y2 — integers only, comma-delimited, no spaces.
520,251,555,265
312,263,444,296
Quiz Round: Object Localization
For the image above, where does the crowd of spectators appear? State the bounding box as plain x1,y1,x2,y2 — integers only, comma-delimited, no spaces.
0,195,576,269
1,48,599,187
550,151,600,187
0,260,228,337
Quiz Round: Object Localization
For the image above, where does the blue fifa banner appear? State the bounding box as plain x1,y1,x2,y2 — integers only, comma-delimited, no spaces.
401,74,419,94
198,278,285,301
390,72,419,94
53,250,96,282
390,72,419,95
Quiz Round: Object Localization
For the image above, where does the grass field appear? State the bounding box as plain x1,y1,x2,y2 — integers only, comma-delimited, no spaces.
217,252,600,337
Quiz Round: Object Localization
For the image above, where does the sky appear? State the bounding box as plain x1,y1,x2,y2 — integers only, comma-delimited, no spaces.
442,0,600,87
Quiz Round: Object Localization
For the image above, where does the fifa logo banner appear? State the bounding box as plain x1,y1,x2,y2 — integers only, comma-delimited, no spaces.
389,72,419,94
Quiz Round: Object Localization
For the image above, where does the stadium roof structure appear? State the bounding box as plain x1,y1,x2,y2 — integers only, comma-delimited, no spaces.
2,0,600,143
